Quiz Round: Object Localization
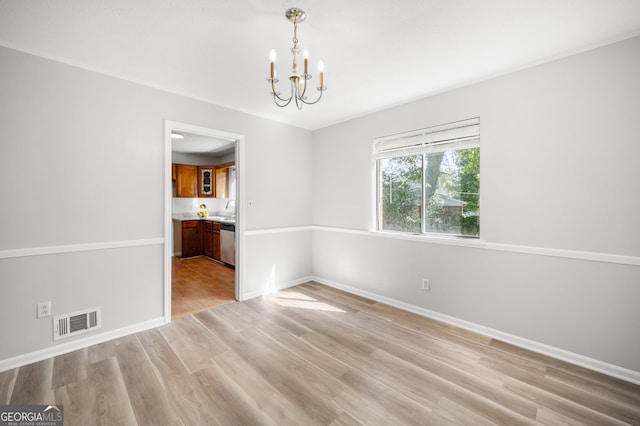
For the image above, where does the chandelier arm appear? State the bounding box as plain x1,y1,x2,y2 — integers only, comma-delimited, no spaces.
274,79,307,108
272,91,293,104
273,91,294,107
270,79,295,106
299,87,325,105
273,95,294,108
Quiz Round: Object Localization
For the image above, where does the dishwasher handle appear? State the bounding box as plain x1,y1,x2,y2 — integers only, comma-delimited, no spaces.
220,223,235,232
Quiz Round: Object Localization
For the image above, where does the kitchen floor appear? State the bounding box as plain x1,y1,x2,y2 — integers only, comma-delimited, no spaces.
171,256,235,319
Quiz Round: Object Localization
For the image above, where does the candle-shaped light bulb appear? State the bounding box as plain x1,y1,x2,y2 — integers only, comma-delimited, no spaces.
269,49,276,78
303,49,309,75
318,60,324,87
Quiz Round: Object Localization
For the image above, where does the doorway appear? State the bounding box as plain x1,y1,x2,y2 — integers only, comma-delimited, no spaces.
164,121,244,322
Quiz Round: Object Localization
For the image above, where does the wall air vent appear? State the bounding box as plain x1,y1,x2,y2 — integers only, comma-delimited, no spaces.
53,307,102,341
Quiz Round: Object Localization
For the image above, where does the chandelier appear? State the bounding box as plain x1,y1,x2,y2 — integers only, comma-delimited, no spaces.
267,8,326,109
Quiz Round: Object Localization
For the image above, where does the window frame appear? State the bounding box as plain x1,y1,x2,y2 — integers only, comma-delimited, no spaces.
373,118,480,239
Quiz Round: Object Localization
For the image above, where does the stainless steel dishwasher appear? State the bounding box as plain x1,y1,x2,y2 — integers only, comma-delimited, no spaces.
220,223,235,266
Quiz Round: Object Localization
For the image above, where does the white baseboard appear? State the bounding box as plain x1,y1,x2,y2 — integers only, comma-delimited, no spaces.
241,275,314,301
310,276,640,386
0,317,166,373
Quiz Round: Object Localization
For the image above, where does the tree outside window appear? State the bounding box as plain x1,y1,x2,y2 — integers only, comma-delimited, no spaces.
376,118,480,238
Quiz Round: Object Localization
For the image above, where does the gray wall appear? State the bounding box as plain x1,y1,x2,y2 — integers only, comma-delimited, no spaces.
311,36,640,374
2,36,639,381
0,45,313,362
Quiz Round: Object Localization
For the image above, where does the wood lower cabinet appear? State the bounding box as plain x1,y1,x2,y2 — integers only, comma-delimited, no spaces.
202,221,221,260
181,220,201,258
183,220,221,260
213,226,221,260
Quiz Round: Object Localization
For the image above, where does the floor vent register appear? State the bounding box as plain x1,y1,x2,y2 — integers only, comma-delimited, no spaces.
53,306,102,340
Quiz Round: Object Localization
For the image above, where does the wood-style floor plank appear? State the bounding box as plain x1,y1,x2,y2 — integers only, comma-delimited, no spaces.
10,358,54,404
201,351,310,426
429,396,500,426
1,281,639,425
135,328,221,425
504,376,631,426
158,314,229,374
223,326,345,424
51,348,87,389
0,368,17,405
53,379,92,426
171,255,235,319
87,357,138,425
332,368,434,425
115,335,182,425
255,317,352,379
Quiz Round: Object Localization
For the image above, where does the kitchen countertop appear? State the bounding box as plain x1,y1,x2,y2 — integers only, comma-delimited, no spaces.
172,213,236,224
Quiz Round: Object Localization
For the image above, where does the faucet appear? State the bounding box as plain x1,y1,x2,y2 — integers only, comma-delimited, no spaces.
225,200,236,210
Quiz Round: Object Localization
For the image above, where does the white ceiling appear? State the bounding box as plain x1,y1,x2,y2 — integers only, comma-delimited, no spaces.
171,132,236,155
1,0,640,131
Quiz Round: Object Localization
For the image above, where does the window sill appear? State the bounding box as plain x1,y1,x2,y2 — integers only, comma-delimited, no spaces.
371,229,486,248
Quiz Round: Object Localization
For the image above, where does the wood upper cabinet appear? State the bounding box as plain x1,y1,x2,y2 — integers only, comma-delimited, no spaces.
174,164,198,198
215,161,235,199
173,162,233,199
198,166,215,198
215,168,228,198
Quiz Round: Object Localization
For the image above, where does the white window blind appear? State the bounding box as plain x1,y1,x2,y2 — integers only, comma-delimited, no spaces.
373,117,479,159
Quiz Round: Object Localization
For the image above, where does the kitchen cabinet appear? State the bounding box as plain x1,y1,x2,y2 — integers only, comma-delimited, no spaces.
198,166,215,197
173,162,232,199
181,220,222,260
173,163,215,198
202,221,221,260
215,161,235,199
174,164,198,198
181,220,201,258
213,226,221,260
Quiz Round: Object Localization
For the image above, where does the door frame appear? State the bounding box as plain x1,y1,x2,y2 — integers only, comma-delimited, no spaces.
163,120,246,323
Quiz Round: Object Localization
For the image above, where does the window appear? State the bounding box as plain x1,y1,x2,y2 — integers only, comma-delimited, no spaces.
374,118,480,237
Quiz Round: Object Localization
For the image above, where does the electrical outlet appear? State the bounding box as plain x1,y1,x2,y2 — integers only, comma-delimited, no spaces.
37,301,51,318
421,278,430,291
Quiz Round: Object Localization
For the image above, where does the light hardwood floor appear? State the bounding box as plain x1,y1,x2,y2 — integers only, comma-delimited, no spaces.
1,282,639,425
171,255,235,319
